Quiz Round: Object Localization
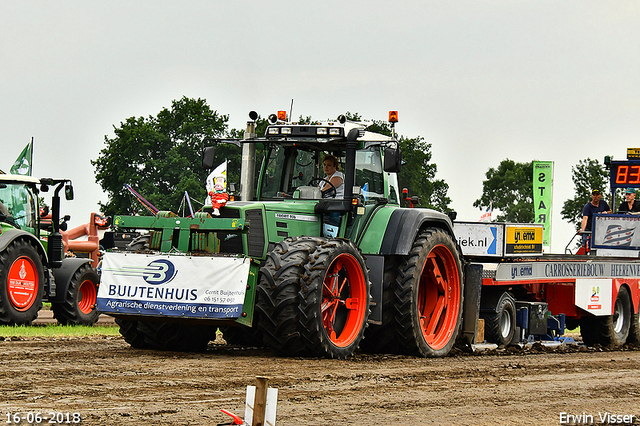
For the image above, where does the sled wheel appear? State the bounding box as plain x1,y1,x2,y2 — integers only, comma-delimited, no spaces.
255,237,324,356
480,291,517,346
580,286,631,347
0,239,44,325
300,239,370,358
629,309,640,344
395,228,463,357
52,263,100,325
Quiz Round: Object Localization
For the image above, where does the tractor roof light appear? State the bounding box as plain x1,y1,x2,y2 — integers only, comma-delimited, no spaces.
389,111,398,123
277,111,287,121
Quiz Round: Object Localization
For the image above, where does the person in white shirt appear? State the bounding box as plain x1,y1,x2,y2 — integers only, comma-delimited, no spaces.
319,155,344,198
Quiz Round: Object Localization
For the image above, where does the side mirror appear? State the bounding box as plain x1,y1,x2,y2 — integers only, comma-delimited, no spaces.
202,146,216,169
384,147,402,173
64,183,74,201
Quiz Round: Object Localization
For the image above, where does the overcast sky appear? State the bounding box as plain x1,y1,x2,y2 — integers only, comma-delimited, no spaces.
2,1,639,252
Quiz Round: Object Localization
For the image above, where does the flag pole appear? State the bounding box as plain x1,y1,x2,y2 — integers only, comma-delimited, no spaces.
29,137,34,176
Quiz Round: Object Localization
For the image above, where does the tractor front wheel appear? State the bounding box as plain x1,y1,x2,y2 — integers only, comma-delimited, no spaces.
52,263,100,325
115,318,214,352
0,239,45,325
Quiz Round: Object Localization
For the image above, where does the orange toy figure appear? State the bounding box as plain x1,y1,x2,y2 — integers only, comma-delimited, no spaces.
209,178,228,216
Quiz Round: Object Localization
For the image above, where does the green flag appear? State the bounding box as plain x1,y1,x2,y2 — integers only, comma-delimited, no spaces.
10,140,32,175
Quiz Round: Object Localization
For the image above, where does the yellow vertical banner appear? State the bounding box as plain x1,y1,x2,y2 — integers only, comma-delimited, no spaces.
533,161,553,250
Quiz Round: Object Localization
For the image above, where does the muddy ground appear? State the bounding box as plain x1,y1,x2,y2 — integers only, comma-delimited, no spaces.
1,328,640,426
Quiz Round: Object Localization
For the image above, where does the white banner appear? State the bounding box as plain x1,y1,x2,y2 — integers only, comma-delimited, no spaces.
97,253,249,319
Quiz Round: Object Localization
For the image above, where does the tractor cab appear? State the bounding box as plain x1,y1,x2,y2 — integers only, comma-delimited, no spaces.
0,174,40,234
255,113,403,238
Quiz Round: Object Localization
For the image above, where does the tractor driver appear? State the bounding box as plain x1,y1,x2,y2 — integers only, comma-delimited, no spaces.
319,155,344,199
319,154,344,238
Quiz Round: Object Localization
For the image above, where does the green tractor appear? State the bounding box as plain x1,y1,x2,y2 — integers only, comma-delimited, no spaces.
98,111,479,358
0,175,100,325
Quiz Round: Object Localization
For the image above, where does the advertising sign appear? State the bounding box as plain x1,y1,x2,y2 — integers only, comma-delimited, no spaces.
574,278,612,316
454,222,502,257
592,214,640,250
533,161,553,250
96,253,250,319
504,224,543,255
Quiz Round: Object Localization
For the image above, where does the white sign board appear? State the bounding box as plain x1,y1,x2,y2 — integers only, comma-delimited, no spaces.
454,222,503,257
574,278,613,316
593,214,640,249
97,253,249,319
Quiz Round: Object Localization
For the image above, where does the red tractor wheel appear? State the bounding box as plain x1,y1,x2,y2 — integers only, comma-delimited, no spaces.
395,228,463,357
52,263,100,326
300,239,370,358
0,239,45,325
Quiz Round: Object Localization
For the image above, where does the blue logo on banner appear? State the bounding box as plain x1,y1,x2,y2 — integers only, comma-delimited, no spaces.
143,259,177,285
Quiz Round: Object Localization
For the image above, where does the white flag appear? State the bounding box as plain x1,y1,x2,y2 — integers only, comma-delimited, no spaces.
479,203,492,222
205,161,227,205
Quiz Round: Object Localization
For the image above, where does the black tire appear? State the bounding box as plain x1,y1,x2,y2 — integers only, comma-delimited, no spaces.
219,325,263,347
480,291,517,346
255,237,324,356
115,318,214,352
580,286,631,347
629,310,640,344
394,228,464,357
360,257,401,354
52,263,100,325
115,318,147,349
299,239,370,358
0,239,45,325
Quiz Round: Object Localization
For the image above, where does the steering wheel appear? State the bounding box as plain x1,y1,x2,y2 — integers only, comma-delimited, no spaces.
308,177,337,198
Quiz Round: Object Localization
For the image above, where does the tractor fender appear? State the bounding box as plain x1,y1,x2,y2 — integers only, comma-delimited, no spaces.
379,208,455,256
48,257,93,304
0,229,47,263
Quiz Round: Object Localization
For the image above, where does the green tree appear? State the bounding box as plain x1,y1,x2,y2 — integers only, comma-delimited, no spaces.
473,159,533,222
92,97,228,217
561,158,614,229
355,115,451,212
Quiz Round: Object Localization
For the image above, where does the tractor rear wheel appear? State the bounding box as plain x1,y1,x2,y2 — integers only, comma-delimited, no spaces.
52,263,100,325
0,239,45,325
299,239,370,358
480,291,517,346
255,237,324,356
580,286,631,347
394,228,463,357
115,318,214,352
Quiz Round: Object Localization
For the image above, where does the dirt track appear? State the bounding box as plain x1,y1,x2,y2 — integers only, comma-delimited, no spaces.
1,332,640,426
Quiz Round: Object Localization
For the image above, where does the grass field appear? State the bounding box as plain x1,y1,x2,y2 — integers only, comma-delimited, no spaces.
0,324,120,338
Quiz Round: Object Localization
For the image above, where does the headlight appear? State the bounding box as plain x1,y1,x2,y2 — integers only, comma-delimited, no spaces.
267,127,280,135
329,128,341,136
316,128,327,135
281,127,292,135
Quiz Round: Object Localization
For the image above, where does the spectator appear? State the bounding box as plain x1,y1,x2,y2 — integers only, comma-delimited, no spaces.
579,189,611,249
617,187,640,214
